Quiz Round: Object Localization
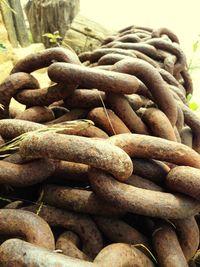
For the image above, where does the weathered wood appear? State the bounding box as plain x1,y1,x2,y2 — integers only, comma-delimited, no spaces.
0,0,18,47
63,15,114,54
25,0,80,47
8,0,30,47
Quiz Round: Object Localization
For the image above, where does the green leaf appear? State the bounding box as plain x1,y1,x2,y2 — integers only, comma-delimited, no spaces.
193,40,199,52
54,34,62,39
43,33,54,38
43,32,62,43
189,102,199,111
187,93,193,102
189,65,200,71
0,43,6,52
0,43,6,49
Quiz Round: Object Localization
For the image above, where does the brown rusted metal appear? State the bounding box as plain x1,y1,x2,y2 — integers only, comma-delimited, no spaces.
23,205,103,258
97,53,133,65
139,107,177,141
46,109,88,125
106,93,150,134
0,119,44,139
0,239,155,267
88,107,131,135
0,209,55,249
111,58,177,126
0,158,55,187
152,27,180,43
64,89,106,109
56,231,91,261
94,216,149,248
15,106,55,123
15,83,77,106
0,238,93,267
132,158,169,184
42,184,123,216
108,133,200,168
126,174,163,191
11,47,81,74
89,168,200,219
48,62,139,94
166,166,200,200
94,243,155,267
152,222,188,267
180,127,193,148
0,72,39,118
19,132,133,181
173,217,199,261
0,24,199,265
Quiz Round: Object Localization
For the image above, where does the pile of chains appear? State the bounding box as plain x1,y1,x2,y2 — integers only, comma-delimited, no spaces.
0,25,199,267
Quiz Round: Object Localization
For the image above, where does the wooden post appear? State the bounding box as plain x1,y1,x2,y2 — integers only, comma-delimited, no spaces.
25,0,80,47
9,0,30,47
0,0,18,47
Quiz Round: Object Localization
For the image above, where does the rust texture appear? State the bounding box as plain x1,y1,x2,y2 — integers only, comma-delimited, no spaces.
89,168,200,219
111,58,177,126
0,209,55,249
173,217,199,261
0,24,200,265
11,47,81,73
19,132,133,181
0,158,55,187
0,72,39,118
15,106,55,123
15,83,77,107
48,62,139,94
166,166,200,200
56,231,91,261
0,239,155,267
88,107,131,135
153,222,188,267
108,133,200,168
23,205,103,258
42,184,123,216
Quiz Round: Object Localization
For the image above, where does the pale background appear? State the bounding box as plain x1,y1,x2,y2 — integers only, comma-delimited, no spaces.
80,0,200,103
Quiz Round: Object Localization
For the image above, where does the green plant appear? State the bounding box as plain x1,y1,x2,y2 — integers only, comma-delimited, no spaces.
188,34,200,72
43,31,62,46
187,35,200,112
0,43,6,51
187,94,199,111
